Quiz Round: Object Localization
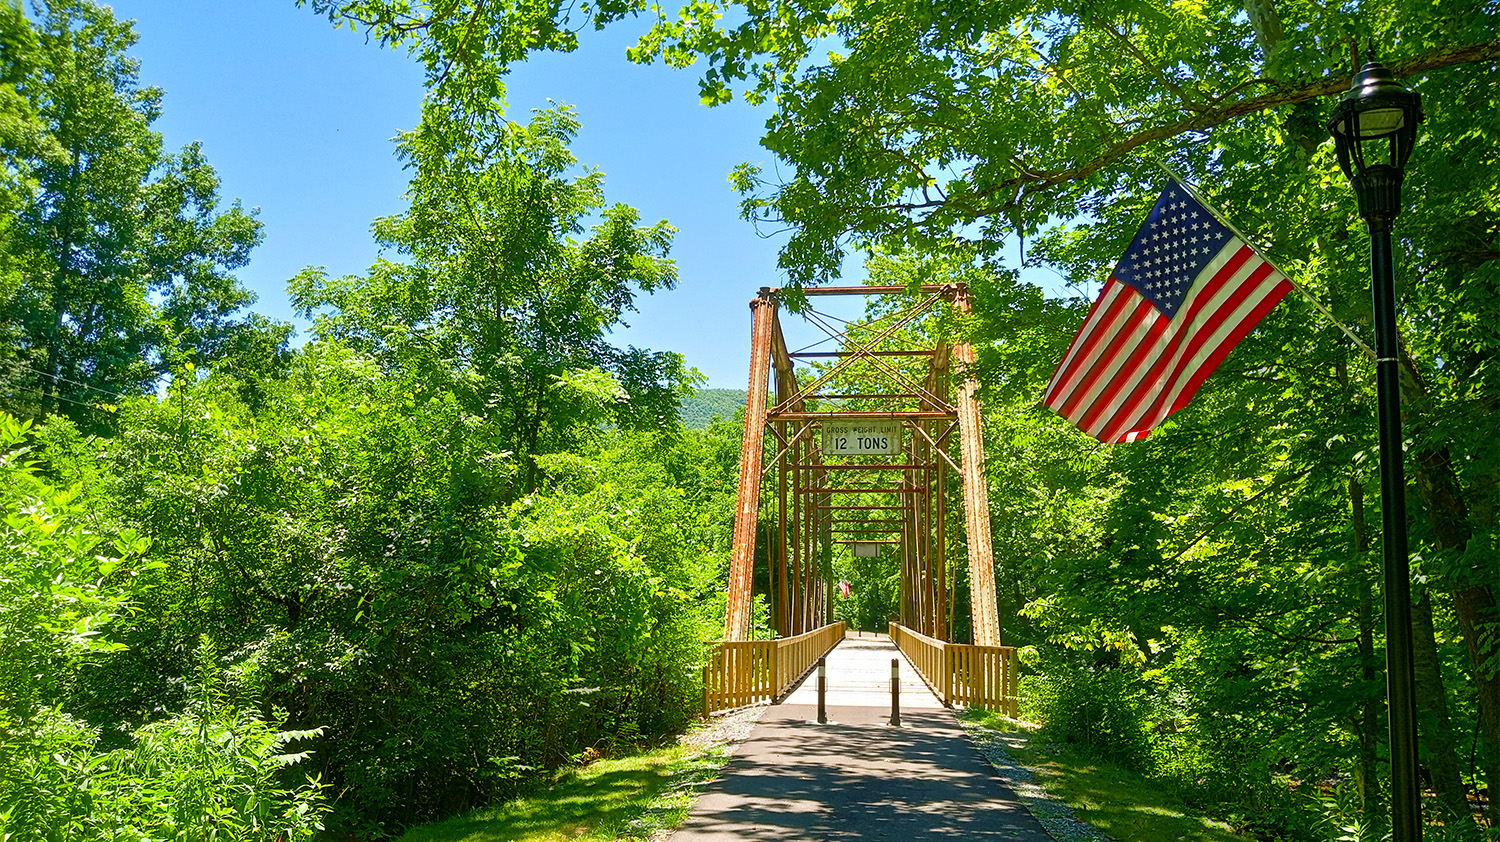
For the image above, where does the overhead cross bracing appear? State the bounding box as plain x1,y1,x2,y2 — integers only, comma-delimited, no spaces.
723,283,1000,646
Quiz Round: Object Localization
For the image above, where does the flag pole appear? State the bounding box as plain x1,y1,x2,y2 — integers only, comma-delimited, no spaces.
1150,160,1376,362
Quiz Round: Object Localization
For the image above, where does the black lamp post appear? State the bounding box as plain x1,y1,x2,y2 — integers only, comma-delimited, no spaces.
1327,61,1425,842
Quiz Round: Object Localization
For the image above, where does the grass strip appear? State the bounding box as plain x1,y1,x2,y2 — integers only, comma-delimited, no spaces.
961,709,1245,842
397,742,732,842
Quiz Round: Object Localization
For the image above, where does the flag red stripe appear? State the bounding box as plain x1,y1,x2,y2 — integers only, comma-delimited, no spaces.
1057,294,1160,420
1072,305,1174,433
1135,260,1280,430
1043,280,1119,402
1075,244,1255,437
1094,247,1267,441
1164,278,1293,417
1044,281,1136,409
1044,282,1138,410
1125,266,1287,438
1155,260,1277,405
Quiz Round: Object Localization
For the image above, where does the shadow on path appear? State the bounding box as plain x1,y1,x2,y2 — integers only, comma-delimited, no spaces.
672,695,1053,840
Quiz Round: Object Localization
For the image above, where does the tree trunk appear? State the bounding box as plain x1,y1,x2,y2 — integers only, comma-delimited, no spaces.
1411,590,1473,820
43,150,86,418
1453,583,1499,811
1408,445,1497,812
1351,476,1383,823
1241,0,1284,59
1401,350,1497,813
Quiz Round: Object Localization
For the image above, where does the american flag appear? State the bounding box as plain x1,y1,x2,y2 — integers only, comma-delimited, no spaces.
1043,182,1292,443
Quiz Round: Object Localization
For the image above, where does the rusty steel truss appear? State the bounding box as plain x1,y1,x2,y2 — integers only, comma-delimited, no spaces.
723,283,1000,646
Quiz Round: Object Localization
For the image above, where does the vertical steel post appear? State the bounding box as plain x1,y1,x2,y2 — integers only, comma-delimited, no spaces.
725,290,776,641
776,420,789,636
902,486,916,628
791,432,804,635
890,658,901,726
1371,224,1421,842
953,332,1001,646
934,419,949,641
923,452,936,636
914,428,930,635
805,448,814,633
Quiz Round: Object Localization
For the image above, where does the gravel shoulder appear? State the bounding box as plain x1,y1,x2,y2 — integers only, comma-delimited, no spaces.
959,713,1117,842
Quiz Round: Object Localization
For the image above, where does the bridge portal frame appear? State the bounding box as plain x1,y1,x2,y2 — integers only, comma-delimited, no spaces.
722,283,1000,646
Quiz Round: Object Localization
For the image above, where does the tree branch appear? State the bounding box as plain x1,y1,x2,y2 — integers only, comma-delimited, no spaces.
966,39,1500,216
1093,18,1208,112
1165,465,1315,565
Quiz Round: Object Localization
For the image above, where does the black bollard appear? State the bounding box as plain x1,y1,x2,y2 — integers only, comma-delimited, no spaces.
817,656,827,724
889,658,901,726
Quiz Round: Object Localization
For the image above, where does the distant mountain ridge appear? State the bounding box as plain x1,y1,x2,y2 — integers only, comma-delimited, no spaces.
679,388,746,429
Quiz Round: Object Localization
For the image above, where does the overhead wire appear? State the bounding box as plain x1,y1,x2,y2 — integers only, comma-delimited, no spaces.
7,362,135,403
4,384,119,413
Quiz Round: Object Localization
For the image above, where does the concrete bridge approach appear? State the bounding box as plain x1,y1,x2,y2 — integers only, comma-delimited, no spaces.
670,632,1051,841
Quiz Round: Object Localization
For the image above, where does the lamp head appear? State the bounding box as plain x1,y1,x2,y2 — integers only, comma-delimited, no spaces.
1327,62,1424,228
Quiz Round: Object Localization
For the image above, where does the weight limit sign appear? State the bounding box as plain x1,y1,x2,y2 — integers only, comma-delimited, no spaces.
821,420,902,456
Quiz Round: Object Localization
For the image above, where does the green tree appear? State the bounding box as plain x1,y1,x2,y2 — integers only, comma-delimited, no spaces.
65,100,716,833
290,102,690,496
0,2,54,403
68,346,724,834
0,0,272,429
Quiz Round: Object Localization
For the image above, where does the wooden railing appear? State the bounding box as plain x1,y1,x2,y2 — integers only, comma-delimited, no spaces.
890,622,1019,716
703,622,846,714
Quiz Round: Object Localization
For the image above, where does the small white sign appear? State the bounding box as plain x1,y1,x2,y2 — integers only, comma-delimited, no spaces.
822,420,902,456
852,542,883,557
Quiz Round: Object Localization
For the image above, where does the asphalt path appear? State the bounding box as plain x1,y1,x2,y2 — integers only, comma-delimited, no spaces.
670,634,1053,841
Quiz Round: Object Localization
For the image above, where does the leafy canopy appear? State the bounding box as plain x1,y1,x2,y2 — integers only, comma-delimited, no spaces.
290,103,690,496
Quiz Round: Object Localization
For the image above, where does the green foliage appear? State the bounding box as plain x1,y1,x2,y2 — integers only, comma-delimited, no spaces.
0,0,283,429
311,0,1498,287
0,413,328,840
73,290,726,834
0,413,139,716
0,686,327,842
0,33,726,828
678,388,745,430
289,103,689,497
1021,659,1153,773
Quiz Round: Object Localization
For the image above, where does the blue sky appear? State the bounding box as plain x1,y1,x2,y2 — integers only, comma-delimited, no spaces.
111,1,1082,389
110,0,894,388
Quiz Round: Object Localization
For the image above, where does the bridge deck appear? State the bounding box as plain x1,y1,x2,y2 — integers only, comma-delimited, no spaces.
670,632,1050,841
781,630,943,709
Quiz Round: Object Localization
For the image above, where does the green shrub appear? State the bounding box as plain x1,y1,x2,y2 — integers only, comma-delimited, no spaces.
1,414,329,841
0,697,327,842
1020,662,1153,772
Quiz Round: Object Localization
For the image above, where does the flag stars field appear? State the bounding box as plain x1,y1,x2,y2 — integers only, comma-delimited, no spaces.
1042,182,1293,444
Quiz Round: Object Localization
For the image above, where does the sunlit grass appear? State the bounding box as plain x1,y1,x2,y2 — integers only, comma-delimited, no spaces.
397,744,727,842
966,709,1246,842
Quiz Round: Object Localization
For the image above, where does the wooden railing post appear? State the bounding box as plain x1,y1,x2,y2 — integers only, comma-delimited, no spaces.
771,638,780,700
702,622,846,714
940,641,951,706
887,621,1019,714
